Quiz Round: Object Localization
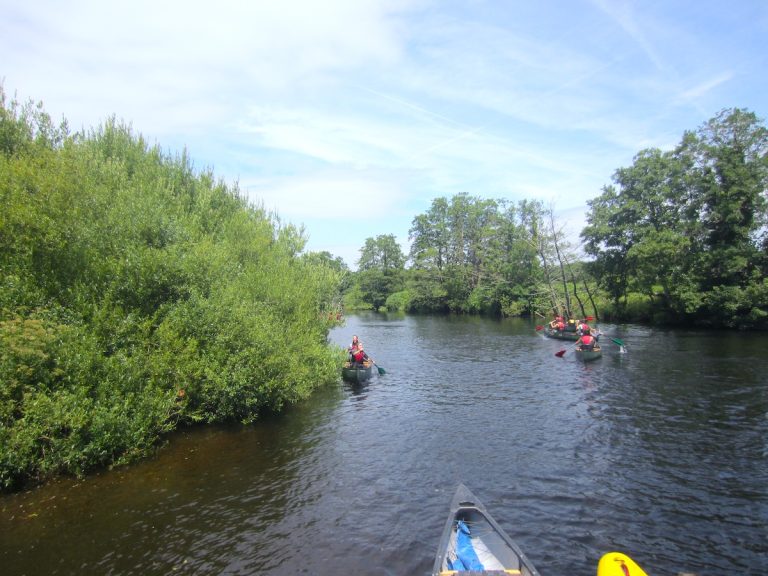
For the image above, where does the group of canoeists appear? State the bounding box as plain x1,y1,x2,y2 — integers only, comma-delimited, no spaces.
542,313,628,359
547,316,599,348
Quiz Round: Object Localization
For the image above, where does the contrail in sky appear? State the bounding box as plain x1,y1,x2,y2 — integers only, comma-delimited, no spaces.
356,84,489,164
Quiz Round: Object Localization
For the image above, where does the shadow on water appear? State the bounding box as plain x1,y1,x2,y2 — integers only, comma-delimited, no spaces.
2,313,767,575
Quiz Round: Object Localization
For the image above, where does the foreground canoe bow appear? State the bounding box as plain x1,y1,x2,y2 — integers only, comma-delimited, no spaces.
433,484,541,576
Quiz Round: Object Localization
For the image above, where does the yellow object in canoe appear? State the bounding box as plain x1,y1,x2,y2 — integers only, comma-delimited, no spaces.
597,552,650,576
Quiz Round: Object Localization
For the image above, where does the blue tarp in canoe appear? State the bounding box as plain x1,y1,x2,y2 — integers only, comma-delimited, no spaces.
448,520,484,571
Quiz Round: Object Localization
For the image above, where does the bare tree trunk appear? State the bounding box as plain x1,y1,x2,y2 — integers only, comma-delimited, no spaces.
562,244,600,322
529,233,562,316
547,207,571,318
568,263,587,318
581,276,599,321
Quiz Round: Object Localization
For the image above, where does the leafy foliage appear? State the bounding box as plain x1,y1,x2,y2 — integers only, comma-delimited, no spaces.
344,109,767,329
582,108,768,328
0,88,344,491
405,194,543,315
357,234,406,310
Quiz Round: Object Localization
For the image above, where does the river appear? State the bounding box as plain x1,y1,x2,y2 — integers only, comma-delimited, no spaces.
1,313,766,575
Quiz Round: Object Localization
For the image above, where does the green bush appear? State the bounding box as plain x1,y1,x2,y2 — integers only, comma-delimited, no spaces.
384,290,411,312
0,88,343,491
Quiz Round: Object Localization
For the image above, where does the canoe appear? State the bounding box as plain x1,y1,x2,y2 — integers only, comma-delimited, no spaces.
433,484,541,576
543,326,580,341
341,360,373,383
575,345,602,362
597,552,649,576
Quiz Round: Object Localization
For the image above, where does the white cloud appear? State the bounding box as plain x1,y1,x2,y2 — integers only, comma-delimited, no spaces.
2,0,766,269
244,171,407,221
3,0,416,132
677,72,734,104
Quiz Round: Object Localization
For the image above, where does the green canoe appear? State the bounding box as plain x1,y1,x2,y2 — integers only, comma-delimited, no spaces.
341,360,374,383
544,326,581,341
575,344,602,361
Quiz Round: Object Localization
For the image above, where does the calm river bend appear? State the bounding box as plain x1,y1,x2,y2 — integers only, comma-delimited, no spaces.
1,314,767,575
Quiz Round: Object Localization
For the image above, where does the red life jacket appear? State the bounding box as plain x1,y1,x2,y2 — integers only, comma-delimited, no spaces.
581,334,594,347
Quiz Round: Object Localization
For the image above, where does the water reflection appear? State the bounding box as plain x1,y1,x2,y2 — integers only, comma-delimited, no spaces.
1,314,767,576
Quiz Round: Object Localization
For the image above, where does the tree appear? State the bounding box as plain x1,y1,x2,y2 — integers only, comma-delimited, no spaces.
409,197,451,311
487,199,542,317
357,234,406,310
678,108,768,290
407,194,546,316
582,148,696,315
302,250,351,291
409,193,507,313
409,197,450,273
582,108,768,327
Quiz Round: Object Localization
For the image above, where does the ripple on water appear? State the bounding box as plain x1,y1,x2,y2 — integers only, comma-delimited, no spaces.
1,316,767,576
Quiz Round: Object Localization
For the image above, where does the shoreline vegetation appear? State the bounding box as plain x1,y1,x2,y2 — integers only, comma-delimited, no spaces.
1,88,346,492
2,88,766,492
341,111,767,331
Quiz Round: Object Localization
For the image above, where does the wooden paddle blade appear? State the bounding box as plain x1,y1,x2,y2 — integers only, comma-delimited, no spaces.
555,350,566,357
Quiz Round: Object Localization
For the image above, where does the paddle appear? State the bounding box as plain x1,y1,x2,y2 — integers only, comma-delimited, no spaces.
610,337,628,354
535,325,544,331
555,341,581,357
370,359,386,374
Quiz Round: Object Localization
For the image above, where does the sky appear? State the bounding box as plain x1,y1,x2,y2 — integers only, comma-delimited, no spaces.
3,0,767,269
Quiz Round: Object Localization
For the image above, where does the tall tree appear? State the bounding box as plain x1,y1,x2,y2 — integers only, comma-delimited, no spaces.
678,108,768,289
490,200,543,316
582,108,768,327
409,194,507,313
357,234,406,310
582,148,696,314
410,197,450,272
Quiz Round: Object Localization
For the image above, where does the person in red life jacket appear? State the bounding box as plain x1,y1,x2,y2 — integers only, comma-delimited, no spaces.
576,327,596,351
348,335,360,361
579,321,601,339
353,344,369,364
348,335,368,364
549,315,565,331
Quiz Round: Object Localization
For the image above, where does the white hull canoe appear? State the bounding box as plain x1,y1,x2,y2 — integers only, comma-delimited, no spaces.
433,484,541,576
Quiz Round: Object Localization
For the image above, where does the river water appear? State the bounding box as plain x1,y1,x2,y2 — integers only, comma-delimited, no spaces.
1,314,767,575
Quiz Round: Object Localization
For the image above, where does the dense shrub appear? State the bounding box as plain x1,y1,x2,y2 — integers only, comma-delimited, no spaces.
0,88,344,491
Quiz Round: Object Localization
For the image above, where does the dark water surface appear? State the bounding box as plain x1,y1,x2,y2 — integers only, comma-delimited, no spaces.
2,314,767,575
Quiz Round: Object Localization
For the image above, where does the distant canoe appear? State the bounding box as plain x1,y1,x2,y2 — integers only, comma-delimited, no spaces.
341,360,374,383
433,483,541,576
575,345,602,361
544,327,580,341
